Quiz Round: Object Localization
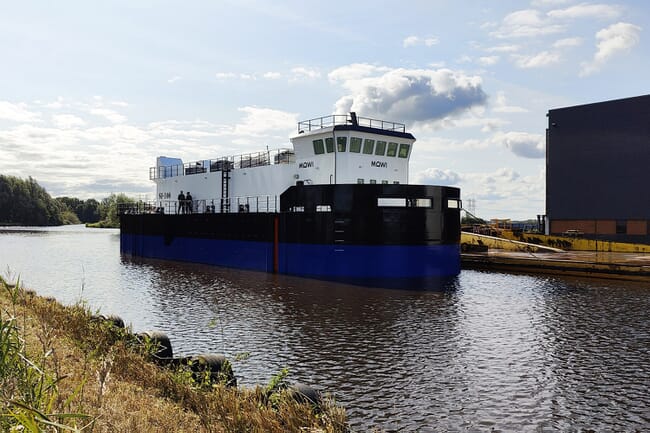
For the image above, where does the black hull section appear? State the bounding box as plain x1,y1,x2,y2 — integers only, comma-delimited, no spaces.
120,184,461,288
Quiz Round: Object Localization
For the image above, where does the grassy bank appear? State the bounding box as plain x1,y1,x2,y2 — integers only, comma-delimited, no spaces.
0,276,348,432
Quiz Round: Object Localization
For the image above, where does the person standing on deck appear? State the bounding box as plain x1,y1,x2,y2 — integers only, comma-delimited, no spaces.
177,191,186,214
186,191,193,214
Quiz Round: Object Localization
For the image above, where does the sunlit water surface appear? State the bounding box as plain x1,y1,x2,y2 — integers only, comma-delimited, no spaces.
1,225,648,431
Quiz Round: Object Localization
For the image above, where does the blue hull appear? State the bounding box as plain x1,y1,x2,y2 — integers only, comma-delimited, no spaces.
121,233,460,289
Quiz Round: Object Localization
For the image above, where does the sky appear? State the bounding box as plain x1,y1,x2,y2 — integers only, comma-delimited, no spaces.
1,0,648,220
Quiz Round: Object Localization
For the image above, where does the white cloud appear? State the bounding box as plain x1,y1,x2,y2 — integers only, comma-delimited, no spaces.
513,50,561,68
496,131,545,158
329,64,487,124
290,67,321,81
52,114,86,129
413,168,462,186
403,35,439,48
168,76,182,83
424,37,439,47
0,101,41,122
493,92,528,113
263,72,282,79
580,22,642,76
403,35,419,47
233,106,298,138
548,3,623,20
485,44,520,53
215,72,237,80
478,56,500,66
491,9,565,38
90,108,127,124
553,37,583,48
531,0,571,6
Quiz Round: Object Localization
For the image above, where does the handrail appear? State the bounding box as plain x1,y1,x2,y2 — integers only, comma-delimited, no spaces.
150,148,295,180
118,195,280,215
298,113,406,133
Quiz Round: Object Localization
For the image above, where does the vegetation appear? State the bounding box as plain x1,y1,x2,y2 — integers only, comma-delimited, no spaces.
0,276,348,432
86,194,136,228
0,175,69,226
0,174,136,228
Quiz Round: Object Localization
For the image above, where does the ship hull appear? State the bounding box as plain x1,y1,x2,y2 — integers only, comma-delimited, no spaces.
120,184,461,289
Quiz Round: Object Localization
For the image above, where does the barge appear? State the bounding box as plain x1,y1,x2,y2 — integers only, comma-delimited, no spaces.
120,113,461,288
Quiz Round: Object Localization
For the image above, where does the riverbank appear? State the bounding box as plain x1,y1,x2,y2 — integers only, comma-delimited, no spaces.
0,276,348,432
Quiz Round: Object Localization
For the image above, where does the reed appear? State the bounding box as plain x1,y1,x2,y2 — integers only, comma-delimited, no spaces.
0,275,348,432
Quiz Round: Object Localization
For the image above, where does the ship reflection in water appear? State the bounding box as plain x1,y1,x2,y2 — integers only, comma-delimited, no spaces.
1,225,649,431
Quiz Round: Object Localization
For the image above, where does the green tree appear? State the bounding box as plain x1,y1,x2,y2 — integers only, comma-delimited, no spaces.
0,175,65,226
91,193,136,228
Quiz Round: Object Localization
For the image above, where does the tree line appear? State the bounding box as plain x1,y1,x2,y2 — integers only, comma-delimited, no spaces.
0,174,135,227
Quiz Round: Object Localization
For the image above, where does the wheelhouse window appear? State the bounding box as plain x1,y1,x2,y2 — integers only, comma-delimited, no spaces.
398,143,410,158
316,205,332,212
350,137,362,153
369,179,376,184
337,136,347,152
325,137,334,153
387,142,398,157
363,139,375,154
313,139,325,155
378,198,406,207
375,140,387,156
357,178,364,184
447,199,461,209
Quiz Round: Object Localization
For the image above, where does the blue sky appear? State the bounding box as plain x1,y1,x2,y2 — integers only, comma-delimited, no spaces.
1,0,648,219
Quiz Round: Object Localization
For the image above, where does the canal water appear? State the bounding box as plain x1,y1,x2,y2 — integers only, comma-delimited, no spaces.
1,225,648,432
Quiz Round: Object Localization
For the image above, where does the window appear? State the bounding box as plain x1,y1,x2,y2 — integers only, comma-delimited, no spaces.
387,142,398,157
290,206,305,212
393,181,400,184
313,139,325,155
357,178,364,184
398,143,410,158
369,179,376,184
325,137,334,153
616,220,627,234
375,140,387,156
316,205,332,212
378,198,406,207
447,199,461,209
350,137,362,153
363,139,375,154
381,180,389,184
407,198,432,207
336,136,347,152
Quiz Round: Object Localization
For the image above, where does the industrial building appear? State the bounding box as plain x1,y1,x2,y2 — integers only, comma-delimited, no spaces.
546,94,650,243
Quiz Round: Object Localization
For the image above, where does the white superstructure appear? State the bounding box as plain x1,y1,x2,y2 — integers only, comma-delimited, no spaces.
151,113,415,214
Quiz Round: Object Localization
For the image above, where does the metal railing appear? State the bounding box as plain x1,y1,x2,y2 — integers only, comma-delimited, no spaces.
298,113,406,133
150,148,295,180
118,195,279,215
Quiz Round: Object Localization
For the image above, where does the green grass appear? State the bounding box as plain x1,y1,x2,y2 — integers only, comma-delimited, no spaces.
0,275,349,432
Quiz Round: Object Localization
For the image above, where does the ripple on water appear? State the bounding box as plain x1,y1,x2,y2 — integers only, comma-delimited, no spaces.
1,229,650,431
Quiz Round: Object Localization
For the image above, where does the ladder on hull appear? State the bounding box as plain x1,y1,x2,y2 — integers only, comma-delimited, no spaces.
220,162,231,213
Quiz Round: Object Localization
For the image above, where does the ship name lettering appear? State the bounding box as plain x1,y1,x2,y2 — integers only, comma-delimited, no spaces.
371,161,388,168
158,192,171,199
299,161,314,169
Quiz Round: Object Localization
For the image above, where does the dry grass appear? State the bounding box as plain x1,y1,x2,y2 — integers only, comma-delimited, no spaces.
0,276,349,432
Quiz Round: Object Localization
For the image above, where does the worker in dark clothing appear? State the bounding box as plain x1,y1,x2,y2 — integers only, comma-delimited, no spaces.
177,191,185,214
186,191,193,214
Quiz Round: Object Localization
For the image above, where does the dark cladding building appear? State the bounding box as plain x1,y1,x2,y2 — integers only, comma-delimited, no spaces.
546,94,650,243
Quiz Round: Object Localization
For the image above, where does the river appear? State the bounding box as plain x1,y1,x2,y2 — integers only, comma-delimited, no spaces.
0,225,648,431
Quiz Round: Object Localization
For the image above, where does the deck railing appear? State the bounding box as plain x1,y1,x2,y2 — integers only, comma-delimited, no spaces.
297,113,406,133
150,148,295,180
118,195,279,215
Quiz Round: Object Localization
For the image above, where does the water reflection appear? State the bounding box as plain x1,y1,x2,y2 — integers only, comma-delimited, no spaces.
1,226,649,431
